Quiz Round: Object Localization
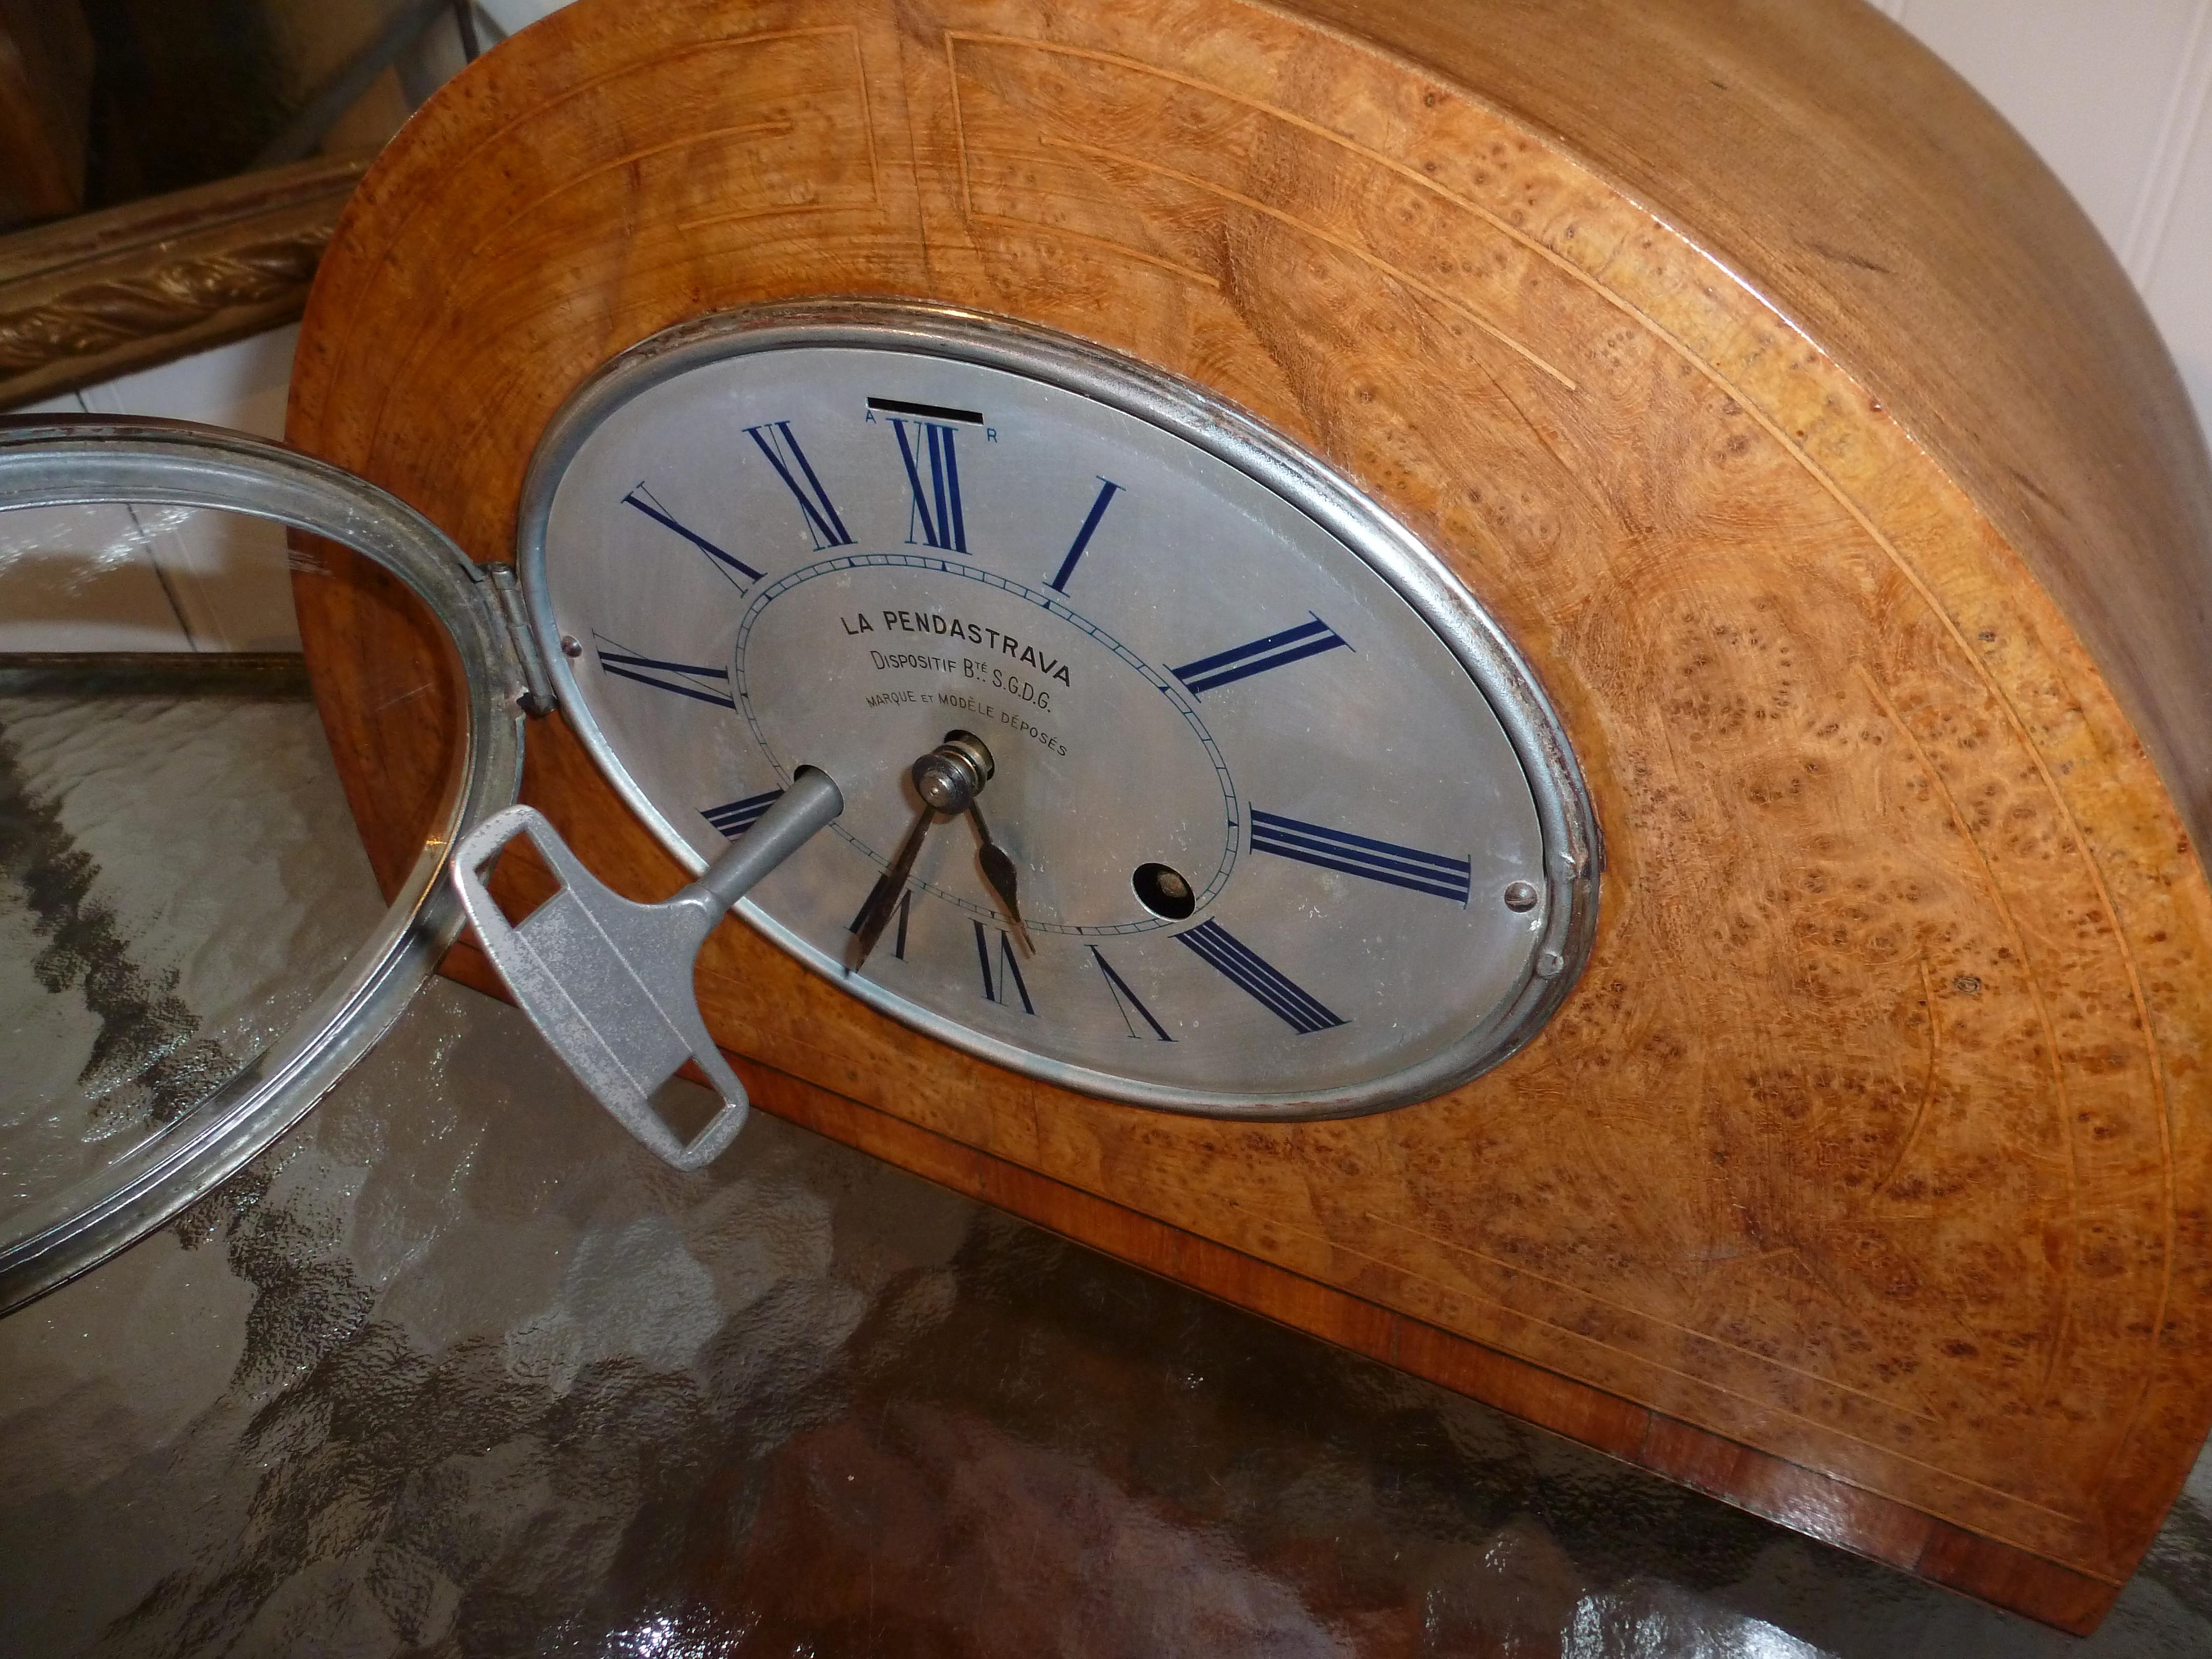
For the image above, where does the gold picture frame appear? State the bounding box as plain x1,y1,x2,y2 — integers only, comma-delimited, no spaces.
0,153,364,413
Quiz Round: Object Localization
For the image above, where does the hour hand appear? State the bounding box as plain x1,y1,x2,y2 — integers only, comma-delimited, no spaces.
968,801,1033,954
848,802,931,972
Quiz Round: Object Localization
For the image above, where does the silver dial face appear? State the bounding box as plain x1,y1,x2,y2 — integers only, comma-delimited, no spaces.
522,304,1595,1118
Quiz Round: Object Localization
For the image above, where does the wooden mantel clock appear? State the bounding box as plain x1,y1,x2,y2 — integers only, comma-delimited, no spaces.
8,0,2212,1633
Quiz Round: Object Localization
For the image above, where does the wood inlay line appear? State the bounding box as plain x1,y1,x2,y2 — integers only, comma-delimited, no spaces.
1852,662,2086,1399
944,30,1600,293
965,211,1222,287
502,120,796,230
945,31,1577,385
848,24,883,210
330,26,869,357
1873,952,1943,1196
1353,1206,1943,1427
673,201,867,236
337,27,875,461
1555,131,2176,1471
1323,1206,2086,1530
940,34,2162,1207
374,203,867,498
285,2,2212,1617
1028,133,1576,389
945,29,975,256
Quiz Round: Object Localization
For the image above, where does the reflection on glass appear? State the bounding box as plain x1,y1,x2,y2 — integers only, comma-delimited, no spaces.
0,504,383,1237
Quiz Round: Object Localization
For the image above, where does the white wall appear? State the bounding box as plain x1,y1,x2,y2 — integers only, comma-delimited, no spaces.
1,1,2205,652
3,327,301,652
1874,0,2212,432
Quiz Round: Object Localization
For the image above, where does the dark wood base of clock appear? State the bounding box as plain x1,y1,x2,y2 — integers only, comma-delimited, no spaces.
437,935,2116,1635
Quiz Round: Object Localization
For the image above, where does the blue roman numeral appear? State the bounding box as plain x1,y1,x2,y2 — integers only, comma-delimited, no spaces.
973,920,1034,1013
892,419,966,552
1176,920,1345,1034
745,421,854,550
1250,809,1472,903
1170,614,1349,696
594,637,732,708
702,789,782,839
1090,947,1171,1040
623,484,760,585
1047,478,1122,592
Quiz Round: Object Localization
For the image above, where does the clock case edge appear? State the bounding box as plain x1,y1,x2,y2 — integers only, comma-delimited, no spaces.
279,0,2212,1633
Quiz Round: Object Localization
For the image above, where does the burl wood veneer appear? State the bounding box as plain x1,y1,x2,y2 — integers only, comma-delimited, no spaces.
285,0,2212,1630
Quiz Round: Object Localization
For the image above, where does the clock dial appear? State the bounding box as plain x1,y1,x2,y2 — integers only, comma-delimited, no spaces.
523,305,1593,1115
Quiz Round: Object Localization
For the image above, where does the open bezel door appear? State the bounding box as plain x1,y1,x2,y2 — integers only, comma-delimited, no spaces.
0,418,526,1313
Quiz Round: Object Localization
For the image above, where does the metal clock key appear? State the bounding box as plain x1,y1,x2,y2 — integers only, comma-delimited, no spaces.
451,767,845,1169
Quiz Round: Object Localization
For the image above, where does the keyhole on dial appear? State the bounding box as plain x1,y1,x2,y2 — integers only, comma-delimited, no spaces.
1132,862,1197,920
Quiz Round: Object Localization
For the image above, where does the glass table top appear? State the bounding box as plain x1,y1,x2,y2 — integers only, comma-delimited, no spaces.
1,658,2207,1658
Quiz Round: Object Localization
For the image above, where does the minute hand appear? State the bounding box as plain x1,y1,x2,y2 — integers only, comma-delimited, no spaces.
968,801,1033,953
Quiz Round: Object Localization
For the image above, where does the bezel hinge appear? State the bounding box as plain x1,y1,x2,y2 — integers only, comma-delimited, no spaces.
483,560,557,716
